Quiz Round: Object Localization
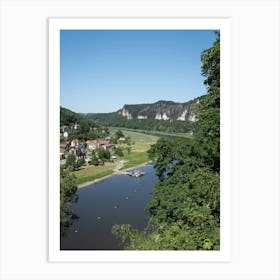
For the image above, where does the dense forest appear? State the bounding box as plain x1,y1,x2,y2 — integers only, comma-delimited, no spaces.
112,31,220,250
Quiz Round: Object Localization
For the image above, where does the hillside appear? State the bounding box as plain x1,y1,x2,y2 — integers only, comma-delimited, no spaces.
60,107,110,141
82,97,203,133
60,106,97,128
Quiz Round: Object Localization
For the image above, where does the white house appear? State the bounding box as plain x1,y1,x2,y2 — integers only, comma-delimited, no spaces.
74,123,80,130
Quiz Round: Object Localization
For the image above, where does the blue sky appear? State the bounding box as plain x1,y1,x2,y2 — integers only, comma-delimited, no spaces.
60,30,217,113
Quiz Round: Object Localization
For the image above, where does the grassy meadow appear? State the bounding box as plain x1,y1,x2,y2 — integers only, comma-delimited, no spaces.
74,163,115,185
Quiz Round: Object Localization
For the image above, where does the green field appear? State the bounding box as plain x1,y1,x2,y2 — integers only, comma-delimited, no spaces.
74,164,115,185
112,129,159,169
121,152,150,170
116,129,160,151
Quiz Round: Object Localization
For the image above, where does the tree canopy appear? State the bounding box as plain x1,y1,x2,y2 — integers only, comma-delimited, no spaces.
60,167,78,235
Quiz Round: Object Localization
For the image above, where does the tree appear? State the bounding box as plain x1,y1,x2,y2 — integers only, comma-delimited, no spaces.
98,148,111,162
109,136,118,144
126,146,131,154
114,147,124,157
76,158,85,169
65,154,76,171
79,119,90,132
201,31,220,89
115,130,124,139
60,167,78,235
90,150,99,166
195,30,220,172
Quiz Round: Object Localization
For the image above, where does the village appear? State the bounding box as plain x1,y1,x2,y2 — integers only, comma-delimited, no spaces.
59,123,131,170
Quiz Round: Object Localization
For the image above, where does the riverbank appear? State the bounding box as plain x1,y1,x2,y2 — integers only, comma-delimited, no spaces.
77,161,153,188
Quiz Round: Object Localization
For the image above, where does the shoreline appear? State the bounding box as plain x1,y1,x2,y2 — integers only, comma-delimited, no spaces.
77,161,154,189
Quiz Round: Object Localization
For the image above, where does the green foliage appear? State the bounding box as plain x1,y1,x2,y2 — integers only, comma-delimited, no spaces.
87,115,195,134
112,224,139,247
65,154,85,170
60,167,78,235
60,107,80,126
60,106,110,141
60,106,94,129
201,31,220,88
76,158,85,169
112,31,220,250
194,31,220,172
124,136,132,145
65,154,76,171
90,150,99,166
109,136,118,144
114,147,124,157
97,149,111,162
115,129,125,139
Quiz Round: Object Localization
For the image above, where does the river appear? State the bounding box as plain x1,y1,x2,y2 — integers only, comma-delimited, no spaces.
60,164,158,250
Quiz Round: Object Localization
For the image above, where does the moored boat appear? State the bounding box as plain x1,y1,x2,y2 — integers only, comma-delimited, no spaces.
128,170,145,177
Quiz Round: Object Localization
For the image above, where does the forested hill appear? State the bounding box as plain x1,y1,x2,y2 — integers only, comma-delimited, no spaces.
81,97,203,133
60,106,96,128
60,107,110,141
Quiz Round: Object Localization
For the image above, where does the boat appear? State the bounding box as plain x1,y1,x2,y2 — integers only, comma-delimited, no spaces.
127,170,145,177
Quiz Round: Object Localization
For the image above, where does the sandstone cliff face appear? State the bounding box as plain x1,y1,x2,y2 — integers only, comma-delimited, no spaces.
117,97,200,122
119,108,133,119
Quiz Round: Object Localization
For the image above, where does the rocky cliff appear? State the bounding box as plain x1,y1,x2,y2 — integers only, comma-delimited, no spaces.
117,97,200,122
82,96,203,133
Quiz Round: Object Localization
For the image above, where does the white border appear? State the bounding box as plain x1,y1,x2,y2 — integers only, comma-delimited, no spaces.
49,18,231,262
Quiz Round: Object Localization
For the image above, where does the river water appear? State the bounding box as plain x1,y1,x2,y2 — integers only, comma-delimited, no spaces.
60,164,158,250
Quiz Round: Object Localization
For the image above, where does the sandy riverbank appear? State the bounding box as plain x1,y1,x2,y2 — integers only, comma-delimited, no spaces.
77,161,154,189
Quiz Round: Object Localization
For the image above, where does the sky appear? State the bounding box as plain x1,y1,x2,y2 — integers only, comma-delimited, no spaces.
60,30,217,113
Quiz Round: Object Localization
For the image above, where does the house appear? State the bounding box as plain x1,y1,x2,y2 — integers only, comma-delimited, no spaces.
60,125,69,133
102,143,115,149
60,126,70,138
97,140,115,150
86,139,115,150
71,139,80,147
86,140,97,150
74,123,80,130
119,137,126,141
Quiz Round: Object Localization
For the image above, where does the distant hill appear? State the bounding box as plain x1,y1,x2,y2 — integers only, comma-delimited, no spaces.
60,106,97,129
81,97,203,133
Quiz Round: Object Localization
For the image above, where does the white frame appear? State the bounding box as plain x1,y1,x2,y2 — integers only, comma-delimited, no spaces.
49,18,231,262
